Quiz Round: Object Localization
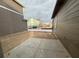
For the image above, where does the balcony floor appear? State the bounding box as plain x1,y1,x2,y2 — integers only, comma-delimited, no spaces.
4,31,71,58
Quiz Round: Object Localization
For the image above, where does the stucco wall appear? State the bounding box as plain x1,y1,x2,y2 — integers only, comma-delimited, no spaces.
53,0,79,57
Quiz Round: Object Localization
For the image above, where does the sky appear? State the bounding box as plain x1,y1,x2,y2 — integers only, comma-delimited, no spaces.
17,0,57,23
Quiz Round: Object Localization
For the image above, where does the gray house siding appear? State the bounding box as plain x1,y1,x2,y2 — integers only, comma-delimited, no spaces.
53,0,79,57
0,1,27,57
0,7,26,36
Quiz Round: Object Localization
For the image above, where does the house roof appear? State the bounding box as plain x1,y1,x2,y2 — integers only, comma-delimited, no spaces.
13,0,24,7
52,0,67,18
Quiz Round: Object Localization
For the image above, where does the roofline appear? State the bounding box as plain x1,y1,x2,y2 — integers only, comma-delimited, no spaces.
13,0,24,7
51,0,67,18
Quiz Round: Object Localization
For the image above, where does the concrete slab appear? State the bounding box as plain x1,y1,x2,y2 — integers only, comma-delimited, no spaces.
4,38,71,58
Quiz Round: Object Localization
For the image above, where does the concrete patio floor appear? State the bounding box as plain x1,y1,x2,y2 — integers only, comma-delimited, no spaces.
4,37,71,58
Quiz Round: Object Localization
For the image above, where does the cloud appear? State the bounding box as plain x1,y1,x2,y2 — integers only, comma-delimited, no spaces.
18,0,57,22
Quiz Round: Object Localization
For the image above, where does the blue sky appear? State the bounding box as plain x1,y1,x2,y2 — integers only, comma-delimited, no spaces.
17,0,57,23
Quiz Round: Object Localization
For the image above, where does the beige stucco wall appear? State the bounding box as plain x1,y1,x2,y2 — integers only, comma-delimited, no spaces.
53,0,79,57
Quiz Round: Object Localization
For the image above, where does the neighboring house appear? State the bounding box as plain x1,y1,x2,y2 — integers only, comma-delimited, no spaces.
0,0,27,57
0,0,27,36
27,18,41,29
52,0,79,57
40,22,52,29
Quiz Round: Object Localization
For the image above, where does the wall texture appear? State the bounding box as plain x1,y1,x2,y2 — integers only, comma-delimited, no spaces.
0,31,29,56
0,1,27,57
0,42,4,57
0,7,26,36
0,0,23,14
53,0,79,57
